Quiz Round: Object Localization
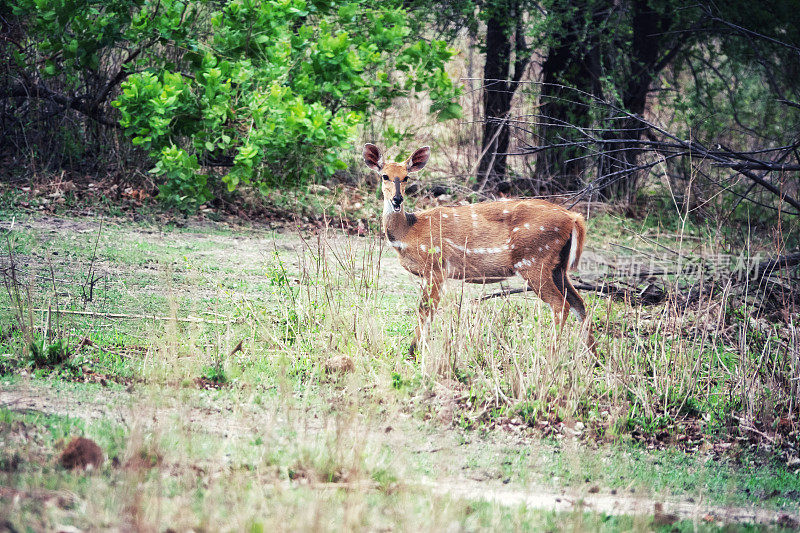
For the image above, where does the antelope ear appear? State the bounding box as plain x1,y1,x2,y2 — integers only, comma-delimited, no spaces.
406,146,430,173
363,143,383,172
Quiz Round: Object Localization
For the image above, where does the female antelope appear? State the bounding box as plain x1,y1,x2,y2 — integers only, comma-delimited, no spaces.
364,143,595,354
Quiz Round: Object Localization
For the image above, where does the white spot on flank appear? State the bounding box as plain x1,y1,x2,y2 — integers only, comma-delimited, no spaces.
514,258,535,270
512,227,519,232
453,213,459,218
442,213,448,218
540,226,546,231
420,244,427,251
390,241,408,249
545,244,550,250
503,209,509,214
538,247,542,252
524,223,530,229
510,244,515,249
445,238,466,253
471,213,477,219
502,244,509,250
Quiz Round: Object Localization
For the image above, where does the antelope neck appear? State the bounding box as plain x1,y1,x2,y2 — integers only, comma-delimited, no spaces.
383,210,416,243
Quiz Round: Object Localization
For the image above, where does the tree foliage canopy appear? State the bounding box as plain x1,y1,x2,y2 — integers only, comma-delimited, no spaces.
7,0,462,210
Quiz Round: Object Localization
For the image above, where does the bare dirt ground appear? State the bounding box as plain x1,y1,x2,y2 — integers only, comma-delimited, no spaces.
2,380,797,528
0,214,607,294
3,213,798,529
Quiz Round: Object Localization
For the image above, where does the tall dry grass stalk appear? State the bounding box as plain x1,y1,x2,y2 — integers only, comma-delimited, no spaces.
127,210,796,438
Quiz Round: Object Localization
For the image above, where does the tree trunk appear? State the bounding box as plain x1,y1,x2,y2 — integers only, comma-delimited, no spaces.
535,2,604,192
476,7,511,187
476,1,528,190
596,0,671,201
535,0,681,200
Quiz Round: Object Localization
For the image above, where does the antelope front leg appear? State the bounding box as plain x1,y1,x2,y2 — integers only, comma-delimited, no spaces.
409,274,443,356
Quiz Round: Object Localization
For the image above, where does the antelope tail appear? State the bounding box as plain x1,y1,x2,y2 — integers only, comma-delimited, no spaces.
567,213,586,270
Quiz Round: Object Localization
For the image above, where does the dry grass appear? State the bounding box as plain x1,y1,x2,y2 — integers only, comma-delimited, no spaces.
1,209,799,530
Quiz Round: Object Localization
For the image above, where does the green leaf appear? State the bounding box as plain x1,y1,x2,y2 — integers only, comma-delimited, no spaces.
436,102,462,122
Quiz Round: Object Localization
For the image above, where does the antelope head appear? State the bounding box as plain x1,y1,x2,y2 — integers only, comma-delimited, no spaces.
363,144,430,215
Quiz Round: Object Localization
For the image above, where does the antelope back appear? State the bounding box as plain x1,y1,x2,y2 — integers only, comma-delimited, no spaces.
400,199,584,281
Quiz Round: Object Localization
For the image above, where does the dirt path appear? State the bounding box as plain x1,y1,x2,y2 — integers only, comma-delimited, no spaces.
422,479,797,527
1,381,797,528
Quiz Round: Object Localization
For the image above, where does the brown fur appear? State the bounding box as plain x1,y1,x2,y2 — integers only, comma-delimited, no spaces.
363,144,596,354
59,437,104,470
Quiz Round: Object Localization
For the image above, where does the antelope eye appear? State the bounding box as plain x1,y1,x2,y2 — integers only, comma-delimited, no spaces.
402,177,408,183
382,174,389,181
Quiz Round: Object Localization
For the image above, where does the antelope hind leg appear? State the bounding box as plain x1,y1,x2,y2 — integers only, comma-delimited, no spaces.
561,276,597,355
520,271,572,348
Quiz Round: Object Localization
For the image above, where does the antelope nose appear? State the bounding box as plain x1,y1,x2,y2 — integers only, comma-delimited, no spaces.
392,195,403,209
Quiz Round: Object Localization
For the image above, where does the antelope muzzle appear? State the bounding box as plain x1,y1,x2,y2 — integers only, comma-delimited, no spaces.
391,179,403,212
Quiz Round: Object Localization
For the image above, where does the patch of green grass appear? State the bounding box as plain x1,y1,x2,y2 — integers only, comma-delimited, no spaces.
0,207,786,446
2,376,797,531
1,207,797,529
0,402,127,459
539,442,800,510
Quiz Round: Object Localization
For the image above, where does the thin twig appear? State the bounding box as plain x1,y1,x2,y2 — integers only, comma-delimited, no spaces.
0,308,235,324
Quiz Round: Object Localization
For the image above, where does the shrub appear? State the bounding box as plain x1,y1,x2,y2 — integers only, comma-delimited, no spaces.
10,0,462,212
111,0,461,210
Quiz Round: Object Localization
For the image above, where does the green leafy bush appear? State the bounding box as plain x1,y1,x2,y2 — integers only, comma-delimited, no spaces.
11,0,461,211
110,0,461,210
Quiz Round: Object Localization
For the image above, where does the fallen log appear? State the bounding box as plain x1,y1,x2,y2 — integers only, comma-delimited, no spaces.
478,251,799,306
